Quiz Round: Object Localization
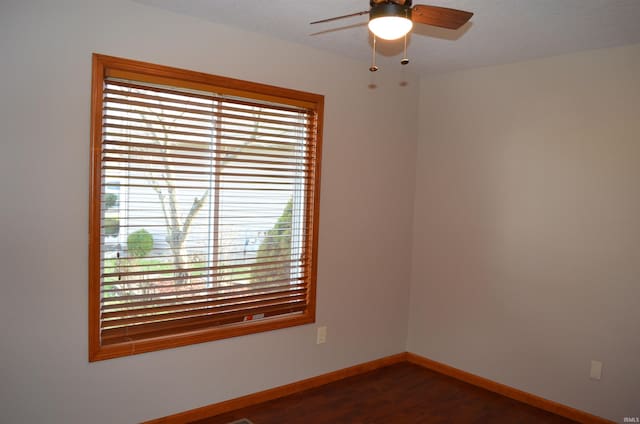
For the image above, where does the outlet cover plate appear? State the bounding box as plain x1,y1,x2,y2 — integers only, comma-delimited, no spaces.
317,326,327,344
590,360,603,380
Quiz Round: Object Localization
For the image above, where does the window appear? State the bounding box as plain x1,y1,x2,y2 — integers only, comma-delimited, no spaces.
89,54,323,361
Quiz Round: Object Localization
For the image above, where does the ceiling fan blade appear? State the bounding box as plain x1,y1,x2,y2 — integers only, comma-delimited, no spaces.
411,5,473,30
310,10,369,25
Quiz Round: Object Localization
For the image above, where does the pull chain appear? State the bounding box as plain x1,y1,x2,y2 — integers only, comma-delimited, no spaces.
369,35,379,72
401,34,409,65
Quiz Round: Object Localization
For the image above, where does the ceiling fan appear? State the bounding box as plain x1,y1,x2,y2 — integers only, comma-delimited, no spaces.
311,0,473,71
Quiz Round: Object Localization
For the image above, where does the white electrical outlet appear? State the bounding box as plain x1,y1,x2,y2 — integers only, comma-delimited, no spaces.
590,360,603,380
316,326,327,344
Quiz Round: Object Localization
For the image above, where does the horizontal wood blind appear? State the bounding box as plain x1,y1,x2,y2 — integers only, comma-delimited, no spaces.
89,54,322,360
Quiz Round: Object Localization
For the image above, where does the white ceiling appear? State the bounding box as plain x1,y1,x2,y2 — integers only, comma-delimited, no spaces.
135,0,640,75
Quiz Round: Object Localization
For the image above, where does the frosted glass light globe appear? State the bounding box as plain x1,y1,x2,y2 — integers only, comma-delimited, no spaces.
368,16,413,40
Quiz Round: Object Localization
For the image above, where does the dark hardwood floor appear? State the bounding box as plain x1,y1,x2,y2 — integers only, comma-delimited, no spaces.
191,362,577,424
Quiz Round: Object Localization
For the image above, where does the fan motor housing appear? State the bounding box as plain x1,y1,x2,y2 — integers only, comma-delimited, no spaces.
370,0,413,5
369,1,412,21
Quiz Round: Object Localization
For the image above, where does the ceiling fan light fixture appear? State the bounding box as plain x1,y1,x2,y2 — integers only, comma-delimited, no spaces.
368,2,413,40
368,16,413,40
311,1,473,72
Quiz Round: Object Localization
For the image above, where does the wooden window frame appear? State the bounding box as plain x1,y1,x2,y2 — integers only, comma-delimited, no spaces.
89,54,323,361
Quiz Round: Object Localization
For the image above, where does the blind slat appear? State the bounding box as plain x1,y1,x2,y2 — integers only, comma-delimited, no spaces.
102,257,304,279
104,100,310,130
100,305,306,345
101,271,307,290
104,129,314,147
106,78,309,114
102,289,306,326
102,152,311,169
105,99,307,123
102,145,312,162
102,282,307,308
103,164,313,177
104,139,311,157
102,296,308,328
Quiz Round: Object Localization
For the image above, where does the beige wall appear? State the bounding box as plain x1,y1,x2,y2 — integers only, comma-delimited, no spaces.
0,1,417,422
408,44,640,421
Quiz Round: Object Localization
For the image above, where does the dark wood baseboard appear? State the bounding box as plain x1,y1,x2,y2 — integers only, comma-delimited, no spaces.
143,353,406,424
144,351,613,424
405,352,613,424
